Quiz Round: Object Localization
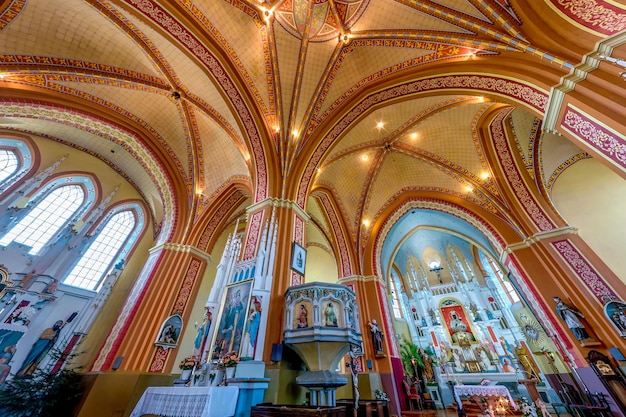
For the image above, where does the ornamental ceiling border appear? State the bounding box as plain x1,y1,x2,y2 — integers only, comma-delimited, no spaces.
179,0,273,116
373,198,507,277
316,191,354,277
0,0,25,31
0,99,174,240
297,73,550,208
490,109,557,232
547,0,626,36
125,0,268,202
197,190,247,253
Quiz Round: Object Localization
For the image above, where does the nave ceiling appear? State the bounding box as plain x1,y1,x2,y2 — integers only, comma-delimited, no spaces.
0,0,624,275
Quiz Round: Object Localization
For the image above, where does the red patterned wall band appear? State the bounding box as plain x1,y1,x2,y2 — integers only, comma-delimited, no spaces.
550,0,626,35
294,215,304,245
551,239,618,302
376,279,399,358
297,74,549,208
93,251,162,371
148,256,203,372
243,210,263,260
561,105,626,170
490,109,556,232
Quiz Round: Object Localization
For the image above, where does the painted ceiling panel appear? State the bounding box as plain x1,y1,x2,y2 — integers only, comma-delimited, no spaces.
319,45,434,117
191,1,271,113
307,196,331,238
431,0,491,22
406,103,486,172
294,41,338,134
124,11,245,142
329,96,448,155
353,0,474,33
366,153,468,218
510,108,537,166
196,110,250,201
274,28,303,135
56,81,189,173
1,1,160,78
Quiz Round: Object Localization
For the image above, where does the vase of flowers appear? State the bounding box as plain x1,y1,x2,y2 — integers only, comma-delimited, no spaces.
220,351,240,379
519,396,542,417
179,355,199,381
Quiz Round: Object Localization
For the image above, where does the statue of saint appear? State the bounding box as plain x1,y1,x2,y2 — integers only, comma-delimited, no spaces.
297,304,308,328
553,296,589,341
368,319,384,354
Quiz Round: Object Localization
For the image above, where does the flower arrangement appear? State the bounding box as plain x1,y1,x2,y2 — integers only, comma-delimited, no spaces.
220,351,240,368
179,355,199,370
519,396,543,417
374,389,390,401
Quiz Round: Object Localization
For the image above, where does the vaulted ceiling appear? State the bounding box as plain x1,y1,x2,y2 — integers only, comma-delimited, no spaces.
0,0,623,276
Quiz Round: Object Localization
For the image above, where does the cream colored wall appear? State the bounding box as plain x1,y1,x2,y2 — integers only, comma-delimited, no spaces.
304,245,338,283
551,158,626,282
18,134,156,371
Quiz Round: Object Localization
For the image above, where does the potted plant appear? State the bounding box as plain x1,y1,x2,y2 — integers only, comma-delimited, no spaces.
219,351,240,379
179,355,199,380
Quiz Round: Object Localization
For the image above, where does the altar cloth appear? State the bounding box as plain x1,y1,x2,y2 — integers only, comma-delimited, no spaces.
130,386,239,417
453,384,518,410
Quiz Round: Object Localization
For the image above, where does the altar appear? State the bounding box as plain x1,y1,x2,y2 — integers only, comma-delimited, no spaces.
453,385,518,411
130,386,239,417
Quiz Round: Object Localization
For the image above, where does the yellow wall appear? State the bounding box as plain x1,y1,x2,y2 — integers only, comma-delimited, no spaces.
552,158,626,282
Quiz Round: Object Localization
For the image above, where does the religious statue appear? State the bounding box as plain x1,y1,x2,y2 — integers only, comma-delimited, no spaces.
421,349,435,382
452,348,466,372
193,309,211,356
368,319,384,354
16,320,64,377
553,296,589,341
475,346,496,371
348,349,360,408
324,302,338,327
240,296,262,358
297,304,308,328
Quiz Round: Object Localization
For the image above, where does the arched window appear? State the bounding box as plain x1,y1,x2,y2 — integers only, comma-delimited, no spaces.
0,138,33,194
0,184,85,254
64,205,143,291
0,149,19,185
390,269,403,319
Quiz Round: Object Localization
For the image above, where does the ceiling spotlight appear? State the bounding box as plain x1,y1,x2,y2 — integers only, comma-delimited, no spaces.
376,121,385,130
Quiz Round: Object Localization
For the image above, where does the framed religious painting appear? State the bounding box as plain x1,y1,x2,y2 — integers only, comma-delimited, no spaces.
604,300,626,337
209,280,253,361
290,242,307,275
154,314,183,349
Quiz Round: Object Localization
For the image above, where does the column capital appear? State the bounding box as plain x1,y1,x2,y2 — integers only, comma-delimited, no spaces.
338,275,385,286
245,197,310,222
149,242,211,263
